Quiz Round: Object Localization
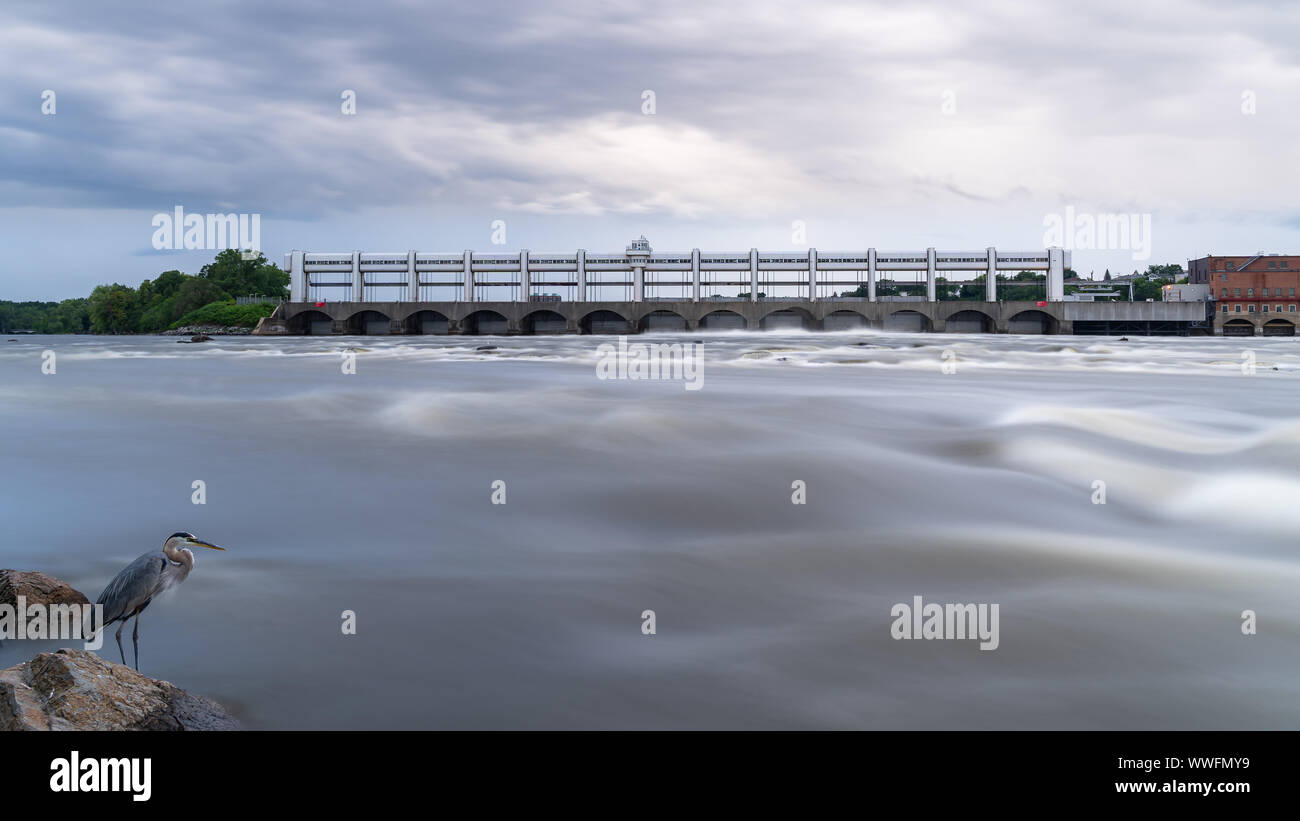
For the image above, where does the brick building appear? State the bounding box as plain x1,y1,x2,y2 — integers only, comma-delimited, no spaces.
1188,254,1300,335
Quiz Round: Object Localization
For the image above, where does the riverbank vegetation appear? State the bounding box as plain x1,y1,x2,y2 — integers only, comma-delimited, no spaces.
170,300,277,329
0,250,287,334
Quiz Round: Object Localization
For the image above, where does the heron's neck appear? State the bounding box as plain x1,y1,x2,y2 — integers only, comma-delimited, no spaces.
162,543,195,572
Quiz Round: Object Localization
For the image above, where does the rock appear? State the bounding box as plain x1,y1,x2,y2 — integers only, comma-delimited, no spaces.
475,345,498,351
0,649,238,731
190,334,212,343
0,570,89,609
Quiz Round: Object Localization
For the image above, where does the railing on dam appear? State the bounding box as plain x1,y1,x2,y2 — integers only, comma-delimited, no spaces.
285,243,1071,305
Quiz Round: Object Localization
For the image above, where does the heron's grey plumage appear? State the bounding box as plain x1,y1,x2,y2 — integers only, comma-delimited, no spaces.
93,531,225,671
97,549,191,623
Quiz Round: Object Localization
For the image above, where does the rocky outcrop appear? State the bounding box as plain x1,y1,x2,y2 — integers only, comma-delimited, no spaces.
0,649,239,731
0,569,89,609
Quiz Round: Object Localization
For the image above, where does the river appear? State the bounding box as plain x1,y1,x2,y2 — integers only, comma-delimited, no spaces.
1,331,1296,728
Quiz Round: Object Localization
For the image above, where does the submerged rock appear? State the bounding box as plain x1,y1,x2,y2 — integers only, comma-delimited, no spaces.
0,649,238,731
0,569,89,609
190,334,213,343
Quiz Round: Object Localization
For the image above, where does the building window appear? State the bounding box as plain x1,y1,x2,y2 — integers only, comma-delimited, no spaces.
1249,305,1256,312
1269,261,1277,268
1235,288,1241,296
1278,305,1284,313
1248,288,1255,296
1263,304,1270,312
1221,274,1228,281
1283,261,1289,268
1291,305,1297,312
1291,288,1296,296
1235,305,1242,312
1223,304,1229,313
1263,288,1270,296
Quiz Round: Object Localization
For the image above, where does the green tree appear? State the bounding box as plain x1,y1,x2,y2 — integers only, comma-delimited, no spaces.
1132,278,1171,301
136,269,197,331
198,250,288,298
1146,263,1184,281
87,285,140,334
138,297,180,332
52,299,91,333
173,277,229,318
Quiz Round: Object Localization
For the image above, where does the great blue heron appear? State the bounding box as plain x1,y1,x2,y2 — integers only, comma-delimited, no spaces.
94,532,226,671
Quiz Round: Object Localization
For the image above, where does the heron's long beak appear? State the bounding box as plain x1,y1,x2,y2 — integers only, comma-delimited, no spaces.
192,540,226,551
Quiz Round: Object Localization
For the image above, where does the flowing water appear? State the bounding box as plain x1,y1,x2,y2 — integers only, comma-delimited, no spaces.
1,331,1297,729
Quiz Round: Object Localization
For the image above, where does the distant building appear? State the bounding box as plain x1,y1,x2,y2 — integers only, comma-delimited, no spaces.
1188,254,1298,284
1164,284,1210,302
1189,254,1300,335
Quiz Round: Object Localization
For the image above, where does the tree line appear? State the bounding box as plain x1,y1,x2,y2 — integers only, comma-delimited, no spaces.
0,250,288,334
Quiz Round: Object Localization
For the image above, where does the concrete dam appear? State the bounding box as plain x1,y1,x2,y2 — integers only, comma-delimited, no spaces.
255,240,1210,335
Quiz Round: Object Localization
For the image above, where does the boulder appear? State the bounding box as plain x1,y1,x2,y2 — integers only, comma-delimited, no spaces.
0,569,89,609
0,649,238,731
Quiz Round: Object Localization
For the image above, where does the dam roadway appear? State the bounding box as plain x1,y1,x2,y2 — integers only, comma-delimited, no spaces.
257,299,1211,336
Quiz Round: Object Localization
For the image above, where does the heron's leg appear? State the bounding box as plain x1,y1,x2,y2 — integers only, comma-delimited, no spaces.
131,608,142,672
114,620,126,666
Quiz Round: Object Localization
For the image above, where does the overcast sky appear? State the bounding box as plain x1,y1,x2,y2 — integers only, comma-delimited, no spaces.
2,0,1299,300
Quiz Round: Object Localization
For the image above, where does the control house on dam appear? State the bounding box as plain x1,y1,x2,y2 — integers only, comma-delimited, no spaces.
259,238,1209,336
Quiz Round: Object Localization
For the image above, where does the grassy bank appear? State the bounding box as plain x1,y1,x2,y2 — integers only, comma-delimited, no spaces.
169,300,276,330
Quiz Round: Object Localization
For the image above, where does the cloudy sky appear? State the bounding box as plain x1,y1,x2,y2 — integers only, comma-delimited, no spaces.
2,0,1298,300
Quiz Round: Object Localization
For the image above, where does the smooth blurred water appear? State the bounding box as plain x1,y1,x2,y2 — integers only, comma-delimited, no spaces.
1,330,1297,729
